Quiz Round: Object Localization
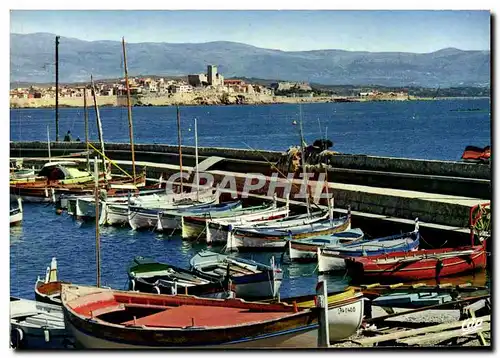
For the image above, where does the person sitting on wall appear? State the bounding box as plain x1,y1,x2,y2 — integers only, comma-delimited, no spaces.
63,130,72,142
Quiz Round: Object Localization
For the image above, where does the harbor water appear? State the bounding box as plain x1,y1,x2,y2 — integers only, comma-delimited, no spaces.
10,99,490,161
10,99,491,299
10,203,350,299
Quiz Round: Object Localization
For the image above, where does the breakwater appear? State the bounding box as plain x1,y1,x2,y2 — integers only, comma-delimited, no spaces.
11,141,490,237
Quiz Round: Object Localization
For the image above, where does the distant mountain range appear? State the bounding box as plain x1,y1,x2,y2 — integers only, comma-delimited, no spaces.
10,32,490,87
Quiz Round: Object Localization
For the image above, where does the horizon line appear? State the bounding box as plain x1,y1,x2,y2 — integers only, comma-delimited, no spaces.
10,32,491,54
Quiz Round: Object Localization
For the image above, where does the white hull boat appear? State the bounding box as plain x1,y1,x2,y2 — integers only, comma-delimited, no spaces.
317,222,421,273
10,297,73,349
204,206,291,244
190,251,283,299
10,198,23,226
286,228,365,262
227,212,351,252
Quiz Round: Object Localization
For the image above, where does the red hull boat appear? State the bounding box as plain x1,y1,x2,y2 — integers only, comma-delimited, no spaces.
461,145,491,163
345,242,487,283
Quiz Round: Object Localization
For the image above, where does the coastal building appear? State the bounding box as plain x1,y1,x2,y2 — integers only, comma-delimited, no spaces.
170,84,193,94
271,82,312,92
188,74,208,87
207,65,224,87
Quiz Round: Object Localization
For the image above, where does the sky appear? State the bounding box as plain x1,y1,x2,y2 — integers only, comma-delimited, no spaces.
10,10,491,53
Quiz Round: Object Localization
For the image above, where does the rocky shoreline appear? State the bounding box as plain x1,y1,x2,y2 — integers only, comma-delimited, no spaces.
10,93,413,109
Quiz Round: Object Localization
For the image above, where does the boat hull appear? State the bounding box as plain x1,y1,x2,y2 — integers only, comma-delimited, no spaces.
233,271,283,299
345,245,487,282
10,298,73,349
206,222,231,244
65,319,318,349
288,241,320,262
105,205,129,226
182,206,289,241
317,252,347,272
10,210,23,226
326,294,364,342
228,217,351,252
61,284,320,349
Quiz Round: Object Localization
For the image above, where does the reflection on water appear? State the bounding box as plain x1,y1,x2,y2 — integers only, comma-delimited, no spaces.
10,225,24,243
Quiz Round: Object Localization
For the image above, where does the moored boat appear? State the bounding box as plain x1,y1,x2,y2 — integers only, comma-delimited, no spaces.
154,200,243,232
207,209,327,247
10,197,23,226
34,258,68,306
10,297,73,349
276,287,365,342
190,250,283,299
371,292,453,309
317,220,421,273
61,284,320,348
127,256,234,299
345,242,487,283
126,189,221,230
461,145,491,163
181,200,289,241
286,228,365,262
227,210,351,252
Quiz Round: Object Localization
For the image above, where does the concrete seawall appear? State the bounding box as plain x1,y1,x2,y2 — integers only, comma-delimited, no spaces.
10,141,490,179
13,156,487,235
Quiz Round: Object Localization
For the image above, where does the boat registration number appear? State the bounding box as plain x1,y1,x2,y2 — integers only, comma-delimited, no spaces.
337,306,356,314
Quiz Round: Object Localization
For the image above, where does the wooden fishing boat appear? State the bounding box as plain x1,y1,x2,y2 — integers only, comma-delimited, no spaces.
205,205,291,244
181,200,288,240
63,182,163,217
190,250,283,299
132,200,241,232
34,258,69,306
60,180,162,208
10,168,36,181
10,297,73,349
11,161,95,186
345,242,487,283
126,189,220,230
275,288,365,342
371,292,453,309
128,200,218,231
208,209,328,247
317,220,420,273
61,284,320,348
11,162,146,203
10,197,23,226
227,211,351,252
127,257,234,299
101,187,217,226
156,200,244,232
461,145,491,163
286,228,365,262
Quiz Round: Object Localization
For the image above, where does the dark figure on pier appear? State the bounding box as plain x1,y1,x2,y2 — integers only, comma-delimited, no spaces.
63,131,72,142
75,137,81,142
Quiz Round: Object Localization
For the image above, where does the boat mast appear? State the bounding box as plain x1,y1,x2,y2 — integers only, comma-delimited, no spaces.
94,157,101,288
47,125,51,163
55,36,60,142
194,118,199,201
298,105,311,218
90,75,107,176
177,105,183,192
122,37,136,183
323,125,333,224
84,87,90,172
